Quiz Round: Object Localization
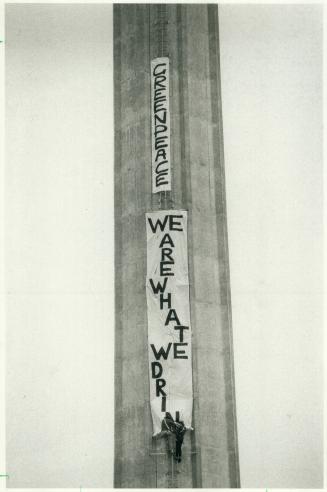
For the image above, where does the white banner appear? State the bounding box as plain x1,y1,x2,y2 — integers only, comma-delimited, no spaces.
146,210,193,435
151,57,171,193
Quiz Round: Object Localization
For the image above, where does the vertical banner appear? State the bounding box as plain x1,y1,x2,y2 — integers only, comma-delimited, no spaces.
146,210,193,435
151,57,171,193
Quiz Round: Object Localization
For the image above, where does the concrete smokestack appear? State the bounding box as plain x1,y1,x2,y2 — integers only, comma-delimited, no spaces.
114,4,240,487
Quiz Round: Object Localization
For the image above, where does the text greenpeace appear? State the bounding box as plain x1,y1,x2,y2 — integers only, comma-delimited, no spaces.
146,210,193,435
151,58,171,193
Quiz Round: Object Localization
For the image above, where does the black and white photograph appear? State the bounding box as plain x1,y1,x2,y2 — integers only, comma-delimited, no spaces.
2,1,324,489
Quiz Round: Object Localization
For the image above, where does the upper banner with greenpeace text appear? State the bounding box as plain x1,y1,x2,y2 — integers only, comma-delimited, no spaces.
151,57,171,193
146,210,193,435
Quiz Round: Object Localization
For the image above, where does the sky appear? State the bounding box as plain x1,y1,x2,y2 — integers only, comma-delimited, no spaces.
4,3,323,489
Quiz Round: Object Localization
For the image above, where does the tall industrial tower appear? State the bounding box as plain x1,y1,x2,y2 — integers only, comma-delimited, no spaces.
114,4,240,488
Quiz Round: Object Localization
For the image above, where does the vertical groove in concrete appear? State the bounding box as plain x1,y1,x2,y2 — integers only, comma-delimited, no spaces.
114,4,240,488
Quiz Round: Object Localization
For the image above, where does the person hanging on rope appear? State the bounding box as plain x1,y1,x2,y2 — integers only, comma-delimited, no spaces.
174,420,186,463
158,413,188,461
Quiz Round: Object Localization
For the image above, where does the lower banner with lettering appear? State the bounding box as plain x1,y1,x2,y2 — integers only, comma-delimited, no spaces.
146,210,193,435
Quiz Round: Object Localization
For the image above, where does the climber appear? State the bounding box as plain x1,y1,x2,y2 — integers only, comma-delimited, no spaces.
174,420,187,463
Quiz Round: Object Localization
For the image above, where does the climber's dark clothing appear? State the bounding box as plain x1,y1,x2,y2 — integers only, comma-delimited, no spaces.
174,421,186,462
175,438,183,461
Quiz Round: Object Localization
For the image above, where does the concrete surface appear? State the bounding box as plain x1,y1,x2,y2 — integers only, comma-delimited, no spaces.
114,4,240,487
